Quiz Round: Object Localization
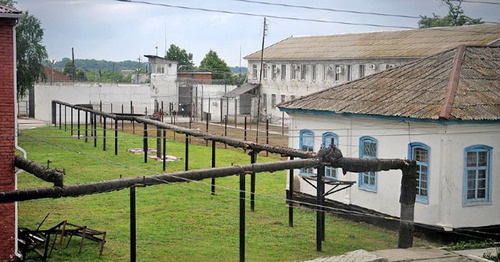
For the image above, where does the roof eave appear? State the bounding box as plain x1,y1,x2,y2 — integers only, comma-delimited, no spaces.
245,56,423,61
279,107,500,125
0,12,24,19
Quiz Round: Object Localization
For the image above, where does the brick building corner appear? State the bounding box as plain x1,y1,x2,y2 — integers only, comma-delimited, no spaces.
0,5,23,261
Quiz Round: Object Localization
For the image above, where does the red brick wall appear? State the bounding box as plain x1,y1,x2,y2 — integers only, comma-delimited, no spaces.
0,18,17,261
177,72,213,84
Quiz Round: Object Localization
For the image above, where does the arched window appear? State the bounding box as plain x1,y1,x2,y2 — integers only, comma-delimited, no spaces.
409,142,430,204
464,145,492,205
359,136,377,192
322,132,339,179
299,129,314,175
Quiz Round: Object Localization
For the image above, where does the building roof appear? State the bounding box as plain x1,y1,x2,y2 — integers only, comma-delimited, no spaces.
43,66,71,82
177,71,213,75
144,55,178,63
223,83,259,98
279,45,500,121
245,24,500,61
0,5,23,19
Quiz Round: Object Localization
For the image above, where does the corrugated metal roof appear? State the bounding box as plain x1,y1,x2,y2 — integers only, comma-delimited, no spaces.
245,24,500,61
223,83,259,98
279,46,500,121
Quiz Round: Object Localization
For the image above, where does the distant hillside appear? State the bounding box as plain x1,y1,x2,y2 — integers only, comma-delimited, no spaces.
43,59,247,74
45,58,148,72
231,67,247,74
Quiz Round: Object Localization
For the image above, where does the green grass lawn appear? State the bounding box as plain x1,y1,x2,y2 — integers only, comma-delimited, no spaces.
17,126,401,261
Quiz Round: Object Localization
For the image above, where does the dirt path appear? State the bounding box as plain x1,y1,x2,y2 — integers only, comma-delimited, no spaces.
98,118,289,156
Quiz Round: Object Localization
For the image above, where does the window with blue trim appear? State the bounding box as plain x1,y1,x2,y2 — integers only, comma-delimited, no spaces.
464,145,492,205
409,143,430,204
359,136,377,191
299,130,314,175
322,132,339,179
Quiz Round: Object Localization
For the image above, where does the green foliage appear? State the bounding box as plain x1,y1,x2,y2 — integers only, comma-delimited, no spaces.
446,240,496,251
61,60,142,83
46,58,148,72
16,11,48,98
418,0,483,28
2,0,48,97
84,70,130,83
2,0,48,98
0,0,16,7
63,61,75,76
165,44,194,70
62,61,86,82
483,247,499,262
200,50,232,80
75,70,87,82
229,73,247,86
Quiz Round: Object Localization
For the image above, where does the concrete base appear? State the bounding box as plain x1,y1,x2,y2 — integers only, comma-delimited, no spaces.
305,247,495,262
18,118,48,130
304,249,385,262
373,247,479,262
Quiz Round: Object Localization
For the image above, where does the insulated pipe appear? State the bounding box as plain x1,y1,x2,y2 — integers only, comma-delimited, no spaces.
0,158,320,203
134,116,315,159
0,155,416,204
52,101,316,159
14,156,64,187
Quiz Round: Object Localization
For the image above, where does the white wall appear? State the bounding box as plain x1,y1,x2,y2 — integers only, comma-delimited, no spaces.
150,60,178,111
288,112,500,228
437,125,500,228
34,83,151,122
194,84,238,122
248,58,412,124
151,73,178,110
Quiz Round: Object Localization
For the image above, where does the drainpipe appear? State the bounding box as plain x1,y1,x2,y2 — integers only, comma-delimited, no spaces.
13,16,26,258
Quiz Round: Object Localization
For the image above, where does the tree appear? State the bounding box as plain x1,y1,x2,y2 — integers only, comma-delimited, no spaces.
165,44,194,70
76,70,87,82
418,0,483,28
1,0,48,98
199,50,232,80
0,0,15,6
16,12,48,98
63,61,75,76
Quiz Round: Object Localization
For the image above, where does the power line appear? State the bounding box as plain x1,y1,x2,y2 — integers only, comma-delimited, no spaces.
231,0,420,19
114,0,416,30
462,0,500,5
117,0,500,29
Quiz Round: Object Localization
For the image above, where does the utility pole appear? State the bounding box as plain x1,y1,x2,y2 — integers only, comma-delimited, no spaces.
256,17,267,141
72,47,76,82
259,17,267,86
164,23,167,56
137,57,141,84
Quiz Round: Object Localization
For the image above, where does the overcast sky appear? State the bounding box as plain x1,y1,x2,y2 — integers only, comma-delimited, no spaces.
15,0,500,67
